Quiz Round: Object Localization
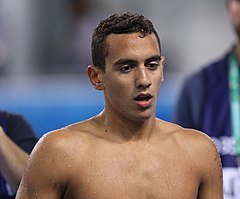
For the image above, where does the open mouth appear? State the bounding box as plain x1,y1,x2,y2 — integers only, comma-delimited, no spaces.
134,93,153,101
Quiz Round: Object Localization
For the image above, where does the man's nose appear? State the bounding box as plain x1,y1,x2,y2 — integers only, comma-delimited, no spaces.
135,67,151,89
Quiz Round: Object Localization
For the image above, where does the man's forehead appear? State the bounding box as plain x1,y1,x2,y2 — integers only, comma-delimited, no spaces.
104,33,161,66
106,33,158,50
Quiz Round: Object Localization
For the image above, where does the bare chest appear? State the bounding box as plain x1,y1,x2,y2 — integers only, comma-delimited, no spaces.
66,146,200,199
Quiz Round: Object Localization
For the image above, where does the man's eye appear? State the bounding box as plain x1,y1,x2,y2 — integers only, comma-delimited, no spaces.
120,66,132,73
147,63,159,70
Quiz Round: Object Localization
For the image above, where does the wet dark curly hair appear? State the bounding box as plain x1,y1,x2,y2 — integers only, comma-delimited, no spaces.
91,12,161,71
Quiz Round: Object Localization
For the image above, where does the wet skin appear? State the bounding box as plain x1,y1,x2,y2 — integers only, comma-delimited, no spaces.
16,33,223,199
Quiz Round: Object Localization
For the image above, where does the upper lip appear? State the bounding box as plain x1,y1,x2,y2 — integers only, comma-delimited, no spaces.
134,93,153,101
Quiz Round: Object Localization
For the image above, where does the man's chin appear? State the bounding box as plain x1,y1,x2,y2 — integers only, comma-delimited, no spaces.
128,111,155,122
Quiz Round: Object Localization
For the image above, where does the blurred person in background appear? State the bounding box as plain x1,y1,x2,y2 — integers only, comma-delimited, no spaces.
174,0,240,198
0,5,10,75
49,0,101,74
0,110,37,199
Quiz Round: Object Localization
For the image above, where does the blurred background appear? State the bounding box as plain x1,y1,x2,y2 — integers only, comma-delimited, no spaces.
0,0,234,138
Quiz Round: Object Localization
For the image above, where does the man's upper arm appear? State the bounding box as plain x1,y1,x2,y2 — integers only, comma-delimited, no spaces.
197,135,223,199
16,131,68,199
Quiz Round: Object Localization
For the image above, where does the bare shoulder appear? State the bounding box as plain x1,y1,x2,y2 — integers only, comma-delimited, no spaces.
16,119,100,198
180,126,218,154
157,119,221,165
32,120,95,159
157,119,222,186
27,120,97,178
158,119,217,149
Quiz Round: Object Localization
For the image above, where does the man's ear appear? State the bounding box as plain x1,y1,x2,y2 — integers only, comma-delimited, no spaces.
87,65,104,90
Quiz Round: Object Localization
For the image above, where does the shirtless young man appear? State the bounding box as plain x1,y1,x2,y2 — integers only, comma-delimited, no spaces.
16,12,223,199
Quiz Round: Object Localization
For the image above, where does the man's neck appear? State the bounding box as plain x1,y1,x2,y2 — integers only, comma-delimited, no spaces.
97,110,157,142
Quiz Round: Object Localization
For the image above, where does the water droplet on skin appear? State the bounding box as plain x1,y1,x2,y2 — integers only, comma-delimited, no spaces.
86,175,90,183
69,164,71,168
145,143,149,149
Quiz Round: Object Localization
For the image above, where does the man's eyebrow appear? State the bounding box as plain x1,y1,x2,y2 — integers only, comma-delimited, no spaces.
114,59,138,66
113,55,161,67
145,55,161,63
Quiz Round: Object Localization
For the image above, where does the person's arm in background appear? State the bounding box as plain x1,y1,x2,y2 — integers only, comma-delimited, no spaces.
0,126,29,192
0,112,38,192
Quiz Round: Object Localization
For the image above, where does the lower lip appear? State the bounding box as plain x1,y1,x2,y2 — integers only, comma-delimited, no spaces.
135,98,153,108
